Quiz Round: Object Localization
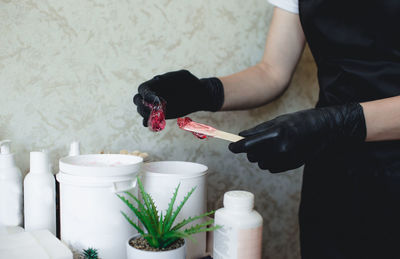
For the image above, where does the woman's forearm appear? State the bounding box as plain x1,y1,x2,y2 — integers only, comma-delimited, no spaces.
219,7,306,111
219,63,287,110
361,96,400,141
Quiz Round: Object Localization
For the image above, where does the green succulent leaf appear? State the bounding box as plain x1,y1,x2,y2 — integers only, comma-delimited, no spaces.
120,211,145,236
182,218,215,232
137,179,160,236
165,186,196,231
162,183,180,232
116,194,149,234
171,210,215,231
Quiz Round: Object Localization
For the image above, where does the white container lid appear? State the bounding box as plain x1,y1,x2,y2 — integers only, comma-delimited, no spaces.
59,154,143,177
0,230,73,259
223,191,255,211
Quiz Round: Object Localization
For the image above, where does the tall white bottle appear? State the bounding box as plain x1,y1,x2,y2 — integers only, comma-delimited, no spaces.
213,191,263,259
0,140,23,227
24,151,56,235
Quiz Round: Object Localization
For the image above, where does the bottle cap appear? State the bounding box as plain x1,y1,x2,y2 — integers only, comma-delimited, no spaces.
69,141,80,156
30,151,49,174
0,140,15,168
0,140,11,155
223,190,254,211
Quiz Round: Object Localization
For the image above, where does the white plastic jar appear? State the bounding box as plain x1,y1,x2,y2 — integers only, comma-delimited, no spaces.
213,191,263,259
57,154,142,259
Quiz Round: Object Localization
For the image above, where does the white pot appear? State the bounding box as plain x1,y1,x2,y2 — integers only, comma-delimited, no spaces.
142,161,208,259
126,234,186,259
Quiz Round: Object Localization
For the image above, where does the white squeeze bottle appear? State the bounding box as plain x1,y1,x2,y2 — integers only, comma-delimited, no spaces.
24,151,56,235
0,140,23,227
213,191,263,259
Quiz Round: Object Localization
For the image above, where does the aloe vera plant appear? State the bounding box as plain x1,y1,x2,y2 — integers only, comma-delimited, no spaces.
117,177,220,249
81,248,98,259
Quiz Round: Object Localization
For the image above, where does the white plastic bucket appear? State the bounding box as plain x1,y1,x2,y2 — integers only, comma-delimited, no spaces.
142,161,208,259
56,154,143,259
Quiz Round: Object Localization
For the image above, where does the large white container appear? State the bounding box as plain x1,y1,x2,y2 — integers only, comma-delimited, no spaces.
0,140,23,227
24,151,56,235
142,161,208,259
56,154,143,259
213,191,263,259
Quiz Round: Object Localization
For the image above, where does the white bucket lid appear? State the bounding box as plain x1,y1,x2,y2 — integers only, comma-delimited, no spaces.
59,154,143,177
143,161,208,178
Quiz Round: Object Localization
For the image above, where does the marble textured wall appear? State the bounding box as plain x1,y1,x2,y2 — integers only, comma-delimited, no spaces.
0,0,317,258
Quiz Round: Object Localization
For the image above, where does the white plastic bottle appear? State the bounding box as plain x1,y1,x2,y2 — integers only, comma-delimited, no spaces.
213,191,263,259
24,151,56,235
0,140,23,227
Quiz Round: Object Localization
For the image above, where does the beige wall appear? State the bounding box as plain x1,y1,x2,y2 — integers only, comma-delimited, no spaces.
0,0,318,258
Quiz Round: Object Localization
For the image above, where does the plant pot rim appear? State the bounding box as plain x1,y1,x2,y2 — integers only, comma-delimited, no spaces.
127,233,186,253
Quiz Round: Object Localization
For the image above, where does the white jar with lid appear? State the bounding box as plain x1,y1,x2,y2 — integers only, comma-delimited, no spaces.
57,154,142,259
213,190,263,259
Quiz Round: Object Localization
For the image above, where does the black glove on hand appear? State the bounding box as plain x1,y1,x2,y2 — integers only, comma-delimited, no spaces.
133,70,224,126
229,103,366,173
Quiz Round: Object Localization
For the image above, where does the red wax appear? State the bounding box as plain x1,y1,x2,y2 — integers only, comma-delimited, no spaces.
145,101,166,132
177,117,192,128
192,132,208,139
177,117,215,140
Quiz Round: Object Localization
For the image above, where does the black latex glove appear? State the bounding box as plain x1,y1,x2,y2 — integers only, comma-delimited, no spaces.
229,103,366,173
133,70,224,127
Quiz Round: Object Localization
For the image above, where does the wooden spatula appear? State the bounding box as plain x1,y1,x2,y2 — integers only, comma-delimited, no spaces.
177,117,244,142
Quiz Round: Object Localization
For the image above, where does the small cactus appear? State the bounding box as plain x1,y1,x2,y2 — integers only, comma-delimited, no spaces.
82,248,98,259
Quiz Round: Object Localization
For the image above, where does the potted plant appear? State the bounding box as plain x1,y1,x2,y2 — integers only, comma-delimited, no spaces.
117,177,220,259
80,248,99,259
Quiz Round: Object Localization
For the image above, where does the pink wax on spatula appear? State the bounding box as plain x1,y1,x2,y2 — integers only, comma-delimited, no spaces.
177,117,244,142
177,117,215,139
145,100,166,132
